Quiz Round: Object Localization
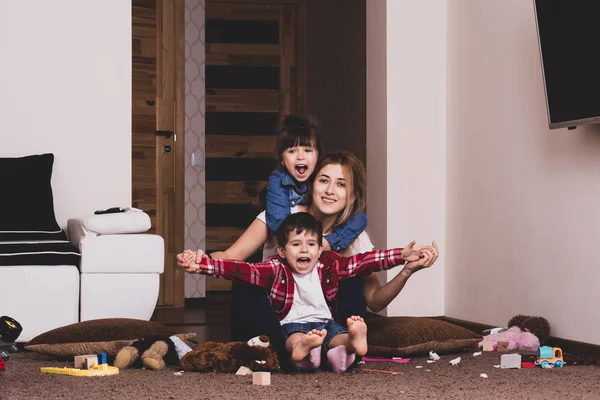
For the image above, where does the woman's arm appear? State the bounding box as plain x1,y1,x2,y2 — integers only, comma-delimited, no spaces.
209,218,269,260
362,242,438,312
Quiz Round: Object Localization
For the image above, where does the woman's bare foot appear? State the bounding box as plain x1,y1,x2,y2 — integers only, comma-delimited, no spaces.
347,316,368,356
291,329,327,361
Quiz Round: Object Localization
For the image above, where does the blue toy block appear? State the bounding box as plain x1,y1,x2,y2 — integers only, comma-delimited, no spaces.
97,352,107,365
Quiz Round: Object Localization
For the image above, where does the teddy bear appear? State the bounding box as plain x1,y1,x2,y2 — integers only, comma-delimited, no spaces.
507,314,551,345
180,335,280,373
114,333,199,370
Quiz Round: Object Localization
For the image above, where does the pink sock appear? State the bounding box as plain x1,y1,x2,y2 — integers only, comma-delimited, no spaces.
326,345,356,374
290,346,321,371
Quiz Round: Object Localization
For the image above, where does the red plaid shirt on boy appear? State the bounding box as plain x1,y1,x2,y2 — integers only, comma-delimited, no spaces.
196,248,406,321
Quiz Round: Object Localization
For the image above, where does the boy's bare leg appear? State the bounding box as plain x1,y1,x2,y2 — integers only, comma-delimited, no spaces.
287,329,327,362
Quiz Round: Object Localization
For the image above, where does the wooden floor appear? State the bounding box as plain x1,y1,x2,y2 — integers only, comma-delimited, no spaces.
150,292,233,342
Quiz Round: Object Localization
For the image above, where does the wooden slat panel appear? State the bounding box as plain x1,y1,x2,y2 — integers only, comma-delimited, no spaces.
206,53,279,67
206,227,247,250
205,181,268,205
206,3,280,21
206,89,279,112
280,5,296,115
205,204,261,228
207,43,280,56
206,135,276,158
206,66,279,90
206,112,279,135
206,158,277,181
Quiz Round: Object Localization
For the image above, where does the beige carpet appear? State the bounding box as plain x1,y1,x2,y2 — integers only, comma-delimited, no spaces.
3,351,599,400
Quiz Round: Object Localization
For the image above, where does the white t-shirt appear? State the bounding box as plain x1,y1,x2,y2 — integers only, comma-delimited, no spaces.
256,209,375,260
280,268,332,325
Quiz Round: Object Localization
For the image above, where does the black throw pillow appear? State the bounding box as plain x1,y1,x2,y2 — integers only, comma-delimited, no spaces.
0,153,61,234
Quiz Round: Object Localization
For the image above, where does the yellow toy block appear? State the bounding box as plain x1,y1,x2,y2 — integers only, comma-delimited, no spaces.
40,364,119,377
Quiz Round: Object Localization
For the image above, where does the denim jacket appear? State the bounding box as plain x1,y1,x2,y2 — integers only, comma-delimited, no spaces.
266,167,308,233
265,168,368,251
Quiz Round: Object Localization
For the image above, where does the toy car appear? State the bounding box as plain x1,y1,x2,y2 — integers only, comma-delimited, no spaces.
535,346,564,368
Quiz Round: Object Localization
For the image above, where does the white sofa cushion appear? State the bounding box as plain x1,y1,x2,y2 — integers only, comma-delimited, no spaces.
84,208,151,235
0,265,79,342
78,234,164,274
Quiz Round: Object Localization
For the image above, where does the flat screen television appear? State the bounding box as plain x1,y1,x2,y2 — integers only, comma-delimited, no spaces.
533,0,600,130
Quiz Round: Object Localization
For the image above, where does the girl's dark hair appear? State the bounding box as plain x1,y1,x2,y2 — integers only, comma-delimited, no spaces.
276,115,322,161
276,212,323,247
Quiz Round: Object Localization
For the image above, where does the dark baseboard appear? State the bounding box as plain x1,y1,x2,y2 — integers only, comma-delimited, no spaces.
440,316,600,365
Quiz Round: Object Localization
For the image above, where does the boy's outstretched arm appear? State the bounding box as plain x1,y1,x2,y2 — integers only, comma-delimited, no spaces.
266,172,291,233
323,211,367,252
178,249,276,289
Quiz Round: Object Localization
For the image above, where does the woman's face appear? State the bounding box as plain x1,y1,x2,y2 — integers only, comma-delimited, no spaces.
312,163,352,216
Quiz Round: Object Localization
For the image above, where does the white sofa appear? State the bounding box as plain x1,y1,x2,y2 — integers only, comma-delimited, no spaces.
0,219,164,343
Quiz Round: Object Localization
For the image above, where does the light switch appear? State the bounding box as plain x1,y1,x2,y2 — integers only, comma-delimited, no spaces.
192,153,204,167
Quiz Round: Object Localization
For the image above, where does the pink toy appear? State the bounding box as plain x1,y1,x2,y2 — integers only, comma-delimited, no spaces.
479,326,540,352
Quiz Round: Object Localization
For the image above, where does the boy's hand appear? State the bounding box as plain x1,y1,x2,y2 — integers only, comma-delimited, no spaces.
401,240,422,262
176,249,201,273
194,249,206,264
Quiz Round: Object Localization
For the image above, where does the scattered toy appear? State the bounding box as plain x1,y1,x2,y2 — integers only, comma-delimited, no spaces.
473,351,482,357
500,353,521,369
480,373,488,378
535,346,564,368
429,351,440,361
521,362,536,369
252,371,271,385
236,366,253,376
41,363,119,377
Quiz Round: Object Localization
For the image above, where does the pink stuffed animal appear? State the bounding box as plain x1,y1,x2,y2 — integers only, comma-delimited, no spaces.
479,326,540,352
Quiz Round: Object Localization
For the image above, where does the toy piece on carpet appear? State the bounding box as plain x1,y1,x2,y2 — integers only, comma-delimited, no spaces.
180,335,280,373
41,363,119,377
535,346,564,368
114,334,194,370
0,316,22,375
252,371,271,385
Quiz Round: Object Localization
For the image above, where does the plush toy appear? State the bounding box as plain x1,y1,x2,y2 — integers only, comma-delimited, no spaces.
114,333,198,370
507,314,551,345
180,335,280,373
479,314,551,353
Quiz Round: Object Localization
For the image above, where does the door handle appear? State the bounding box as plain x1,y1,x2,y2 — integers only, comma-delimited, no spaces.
155,130,174,138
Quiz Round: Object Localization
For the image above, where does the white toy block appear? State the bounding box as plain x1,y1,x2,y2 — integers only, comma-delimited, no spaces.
236,366,253,376
500,353,521,369
74,355,98,370
252,371,271,385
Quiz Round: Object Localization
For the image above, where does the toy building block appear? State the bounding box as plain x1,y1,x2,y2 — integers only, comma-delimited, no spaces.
482,340,496,352
496,341,510,352
236,366,253,376
501,353,522,369
74,355,98,369
252,371,271,385
97,352,107,365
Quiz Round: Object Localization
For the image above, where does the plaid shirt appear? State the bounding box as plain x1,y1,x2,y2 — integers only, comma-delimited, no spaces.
197,248,405,321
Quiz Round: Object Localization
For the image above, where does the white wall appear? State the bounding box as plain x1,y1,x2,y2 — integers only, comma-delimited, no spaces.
367,1,447,317
0,1,132,228
446,0,600,344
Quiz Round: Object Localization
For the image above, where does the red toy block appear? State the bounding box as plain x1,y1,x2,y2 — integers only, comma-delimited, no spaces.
521,362,536,369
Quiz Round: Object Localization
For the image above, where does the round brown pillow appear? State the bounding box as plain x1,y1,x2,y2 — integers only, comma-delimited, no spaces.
24,318,183,359
366,317,482,357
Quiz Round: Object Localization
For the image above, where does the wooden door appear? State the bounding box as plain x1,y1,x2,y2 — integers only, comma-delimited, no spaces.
204,1,306,291
132,0,185,307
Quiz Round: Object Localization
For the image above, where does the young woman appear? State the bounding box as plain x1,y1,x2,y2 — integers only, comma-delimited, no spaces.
177,151,438,368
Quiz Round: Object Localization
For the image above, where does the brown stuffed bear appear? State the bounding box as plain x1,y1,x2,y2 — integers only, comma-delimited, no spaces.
180,335,280,373
507,315,551,345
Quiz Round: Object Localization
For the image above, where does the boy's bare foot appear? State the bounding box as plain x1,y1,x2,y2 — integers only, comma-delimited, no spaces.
347,316,368,356
291,329,327,361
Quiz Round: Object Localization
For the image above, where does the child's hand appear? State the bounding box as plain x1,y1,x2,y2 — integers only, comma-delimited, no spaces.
401,240,422,262
403,241,439,274
194,249,206,264
176,250,201,273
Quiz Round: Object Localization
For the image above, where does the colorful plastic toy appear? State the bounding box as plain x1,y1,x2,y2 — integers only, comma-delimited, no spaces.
40,363,119,377
535,346,564,368
0,316,23,375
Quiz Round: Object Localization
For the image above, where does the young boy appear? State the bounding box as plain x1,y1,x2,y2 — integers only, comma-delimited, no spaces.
177,212,423,373
267,115,367,251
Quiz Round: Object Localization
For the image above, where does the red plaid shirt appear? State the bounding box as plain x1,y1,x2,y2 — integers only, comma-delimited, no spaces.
197,248,405,321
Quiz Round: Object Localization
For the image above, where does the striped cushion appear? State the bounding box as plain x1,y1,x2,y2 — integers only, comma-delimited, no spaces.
0,230,80,267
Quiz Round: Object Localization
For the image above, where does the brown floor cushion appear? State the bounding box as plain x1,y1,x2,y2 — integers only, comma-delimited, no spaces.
24,318,195,359
366,317,482,357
